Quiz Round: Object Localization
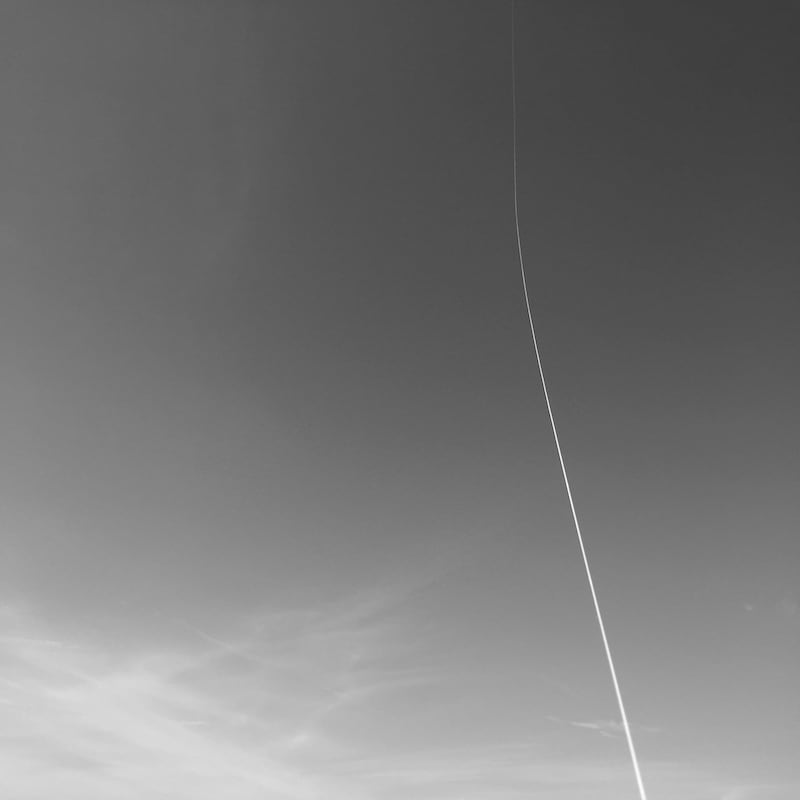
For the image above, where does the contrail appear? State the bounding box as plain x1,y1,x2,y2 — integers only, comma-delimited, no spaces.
510,3,648,799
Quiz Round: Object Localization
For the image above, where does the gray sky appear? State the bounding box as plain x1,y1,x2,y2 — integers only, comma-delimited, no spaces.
1,2,799,798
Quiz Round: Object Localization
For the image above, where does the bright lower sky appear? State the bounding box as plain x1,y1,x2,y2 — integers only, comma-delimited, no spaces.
1,3,799,799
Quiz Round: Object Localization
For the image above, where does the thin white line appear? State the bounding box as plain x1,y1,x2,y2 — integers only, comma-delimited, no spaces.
510,4,648,799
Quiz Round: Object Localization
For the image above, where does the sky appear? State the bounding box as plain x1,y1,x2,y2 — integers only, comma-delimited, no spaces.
1,2,799,798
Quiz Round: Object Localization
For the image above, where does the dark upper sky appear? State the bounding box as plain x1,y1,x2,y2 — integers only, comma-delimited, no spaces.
1,3,799,798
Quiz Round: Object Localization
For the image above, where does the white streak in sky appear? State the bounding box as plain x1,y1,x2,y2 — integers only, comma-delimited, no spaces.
511,3,648,798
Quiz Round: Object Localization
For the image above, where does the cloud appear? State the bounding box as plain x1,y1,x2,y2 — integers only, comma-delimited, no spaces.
545,715,661,740
0,601,777,800
0,596,425,800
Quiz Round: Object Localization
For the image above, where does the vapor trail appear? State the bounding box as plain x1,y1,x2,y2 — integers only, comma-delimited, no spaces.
510,4,648,799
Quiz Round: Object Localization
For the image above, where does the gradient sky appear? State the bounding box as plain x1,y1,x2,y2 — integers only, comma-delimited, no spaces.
1,2,799,798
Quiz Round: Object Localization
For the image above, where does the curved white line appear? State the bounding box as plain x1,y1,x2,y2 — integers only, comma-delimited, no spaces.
510,4,648,798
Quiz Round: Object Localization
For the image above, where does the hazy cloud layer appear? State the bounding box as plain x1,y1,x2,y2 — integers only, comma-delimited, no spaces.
0,602,786,800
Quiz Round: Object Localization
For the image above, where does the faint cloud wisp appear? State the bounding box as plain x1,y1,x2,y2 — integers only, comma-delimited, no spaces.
0,601,773,800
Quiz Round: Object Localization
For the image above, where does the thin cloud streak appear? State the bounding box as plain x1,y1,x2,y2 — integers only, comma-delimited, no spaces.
546,715,662,740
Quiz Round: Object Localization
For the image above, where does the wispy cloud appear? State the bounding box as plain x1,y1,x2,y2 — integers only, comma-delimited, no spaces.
0,595,424,799
0,601,774,800
545,715,661,739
